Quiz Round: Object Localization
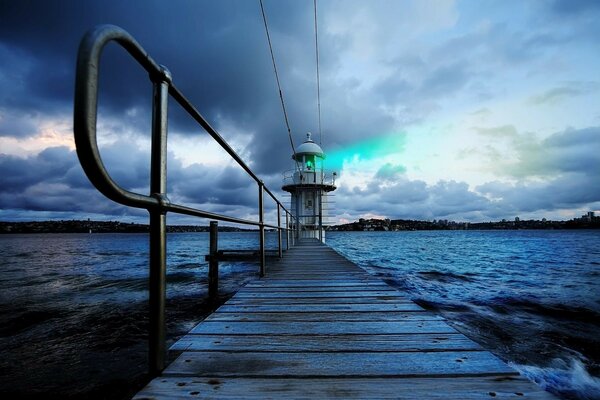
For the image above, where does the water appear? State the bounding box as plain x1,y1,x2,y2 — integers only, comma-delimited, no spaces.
0,231,279,399
327,230,600,400
0,230,599,399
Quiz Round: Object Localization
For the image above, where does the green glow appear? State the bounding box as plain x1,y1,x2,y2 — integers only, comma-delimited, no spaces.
325,132,407,171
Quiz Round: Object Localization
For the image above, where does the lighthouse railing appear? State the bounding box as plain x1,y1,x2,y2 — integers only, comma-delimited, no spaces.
73,25,296,376
282,169,337,186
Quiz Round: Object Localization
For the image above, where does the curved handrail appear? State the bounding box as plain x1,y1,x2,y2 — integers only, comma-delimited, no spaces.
74,25,161,209
74,24,291,224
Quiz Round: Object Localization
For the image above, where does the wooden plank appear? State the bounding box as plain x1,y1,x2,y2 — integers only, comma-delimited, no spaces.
226,297,414,304
134,376,555,399
233,290,406,298
241,286,393,292
163,351,517,377
217,303,426,312
189,320,458,335
205,311,443,322
244,279,390,290
264,274,372,279
170,333,481,352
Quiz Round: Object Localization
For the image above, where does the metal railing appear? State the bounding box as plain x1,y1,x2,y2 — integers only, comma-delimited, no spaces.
73,25,296,376
282,168,337,186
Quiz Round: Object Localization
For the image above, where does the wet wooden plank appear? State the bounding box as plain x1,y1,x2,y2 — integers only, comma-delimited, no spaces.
134,376,555,399
164,350,516,377
205,311,443,322
232,290,406,298
217,303,426,312
170,333,480,352
226,297,414,304
244,282,389,289
189,320,458,335
241,286,393,292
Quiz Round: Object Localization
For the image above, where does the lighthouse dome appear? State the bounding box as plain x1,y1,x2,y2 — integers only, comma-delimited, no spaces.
293,132,324,160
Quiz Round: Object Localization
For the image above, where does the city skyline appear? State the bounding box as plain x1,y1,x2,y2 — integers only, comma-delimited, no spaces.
1,1,599,224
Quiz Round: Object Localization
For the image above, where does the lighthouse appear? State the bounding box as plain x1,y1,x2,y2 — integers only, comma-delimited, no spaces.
282,133,337,242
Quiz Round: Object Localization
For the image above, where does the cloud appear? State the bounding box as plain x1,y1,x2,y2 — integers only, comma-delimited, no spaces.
474,125,518,139
0,108,41,138
477,173,600,212
470,108,491,116
482,126,600,179
530,87,582,105
336,176,491,221
0,139,271,221
374,163,407,182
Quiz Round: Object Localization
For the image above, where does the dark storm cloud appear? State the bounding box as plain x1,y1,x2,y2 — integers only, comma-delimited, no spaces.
0,0,401,175
477,174,600,213
172,163,257,208
0,147,77,192
0,140,265,218
336,176,493,221
0,1,307,155
0,146,128,214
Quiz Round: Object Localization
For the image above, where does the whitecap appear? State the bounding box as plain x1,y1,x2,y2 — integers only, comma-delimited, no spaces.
511,358,600,400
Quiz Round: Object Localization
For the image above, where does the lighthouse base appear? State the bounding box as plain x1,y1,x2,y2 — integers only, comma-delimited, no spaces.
298,229,326,243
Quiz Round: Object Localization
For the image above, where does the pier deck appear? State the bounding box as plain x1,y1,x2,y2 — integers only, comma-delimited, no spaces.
134,239,554,399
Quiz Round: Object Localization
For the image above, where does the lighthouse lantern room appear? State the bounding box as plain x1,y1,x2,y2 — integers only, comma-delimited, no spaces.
282,133,336,242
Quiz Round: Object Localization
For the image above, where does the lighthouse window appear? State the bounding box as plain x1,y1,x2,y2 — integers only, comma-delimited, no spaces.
306,160,313,170
306,199,313,208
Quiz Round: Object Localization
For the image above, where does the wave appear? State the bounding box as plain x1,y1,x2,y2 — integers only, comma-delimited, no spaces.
484,298,600,323
512,358,600,400
416,270,475,282
412,298,472,312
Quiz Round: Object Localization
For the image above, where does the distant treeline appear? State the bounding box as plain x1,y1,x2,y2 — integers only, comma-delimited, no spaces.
329,216,600,231
0,220,254,234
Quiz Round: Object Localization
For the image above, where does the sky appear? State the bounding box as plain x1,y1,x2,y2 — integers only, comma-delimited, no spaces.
1,0,599,226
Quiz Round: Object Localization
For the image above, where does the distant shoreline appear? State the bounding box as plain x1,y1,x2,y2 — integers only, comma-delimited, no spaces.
330,216,599,231
0,220,255,234
1,216,598,234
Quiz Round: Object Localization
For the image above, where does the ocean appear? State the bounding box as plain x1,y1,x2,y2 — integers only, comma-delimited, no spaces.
0,230,599,399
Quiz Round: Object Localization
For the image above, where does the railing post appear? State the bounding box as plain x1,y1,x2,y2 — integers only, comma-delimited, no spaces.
208,221,219,302
277,203,282,258
285,211,290,250
258,181,266,277
318,191,323,242
148,65,171,376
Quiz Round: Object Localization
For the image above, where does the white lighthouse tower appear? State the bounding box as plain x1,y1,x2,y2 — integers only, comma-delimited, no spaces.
282,133,336,242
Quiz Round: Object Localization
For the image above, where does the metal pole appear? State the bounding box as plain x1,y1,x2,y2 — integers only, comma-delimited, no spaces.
318,190,323,242
295,189,301,241
148,66,170,376
258,181,266,277
277,203,282,258
285,211,290,250
208,221,219,301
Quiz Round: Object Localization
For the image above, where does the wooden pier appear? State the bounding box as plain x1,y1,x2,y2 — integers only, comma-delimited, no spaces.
134,239,555,399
